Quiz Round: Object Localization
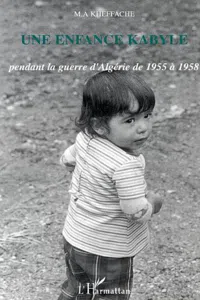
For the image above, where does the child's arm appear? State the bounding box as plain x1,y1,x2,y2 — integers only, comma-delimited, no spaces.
146,191,163,214
120,196,153,223
113,160,161,223
121,193,163,222
60,144,76,168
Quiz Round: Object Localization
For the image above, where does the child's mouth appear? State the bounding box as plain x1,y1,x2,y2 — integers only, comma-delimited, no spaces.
135,138,147,144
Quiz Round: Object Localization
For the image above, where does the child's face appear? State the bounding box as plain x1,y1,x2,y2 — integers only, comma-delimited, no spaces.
105,101,153,153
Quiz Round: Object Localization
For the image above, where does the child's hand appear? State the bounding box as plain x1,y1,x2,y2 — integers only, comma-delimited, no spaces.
63,163,75,173
146,191,163,214
67,165,75,173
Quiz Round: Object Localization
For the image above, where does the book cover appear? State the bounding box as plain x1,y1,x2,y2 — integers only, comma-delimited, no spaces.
0,1,199,299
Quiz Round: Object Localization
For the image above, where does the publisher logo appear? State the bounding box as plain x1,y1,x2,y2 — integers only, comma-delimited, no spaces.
78,278,131,297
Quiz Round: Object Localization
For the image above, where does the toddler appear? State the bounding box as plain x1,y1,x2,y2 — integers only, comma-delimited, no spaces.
58,70,163,300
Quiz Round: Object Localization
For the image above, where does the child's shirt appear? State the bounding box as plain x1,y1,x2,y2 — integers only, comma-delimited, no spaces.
61,131,150,258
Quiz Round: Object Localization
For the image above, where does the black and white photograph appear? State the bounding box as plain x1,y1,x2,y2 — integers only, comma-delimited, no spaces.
0,1,199,299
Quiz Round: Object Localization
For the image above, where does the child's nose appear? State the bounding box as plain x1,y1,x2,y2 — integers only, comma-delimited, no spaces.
137,121,148,134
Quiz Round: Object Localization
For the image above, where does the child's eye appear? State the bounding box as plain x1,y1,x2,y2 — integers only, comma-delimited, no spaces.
126,118,135,124
144,112,152,119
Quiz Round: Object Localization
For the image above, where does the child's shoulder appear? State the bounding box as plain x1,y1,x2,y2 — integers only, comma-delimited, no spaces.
92,135,142,166
75,131,91,144
75,132,145,170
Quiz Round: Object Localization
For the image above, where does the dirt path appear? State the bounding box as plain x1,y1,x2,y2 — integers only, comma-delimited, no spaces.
0,1,200,299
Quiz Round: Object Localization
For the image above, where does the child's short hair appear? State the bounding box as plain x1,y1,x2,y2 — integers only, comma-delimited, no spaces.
76,70,155,136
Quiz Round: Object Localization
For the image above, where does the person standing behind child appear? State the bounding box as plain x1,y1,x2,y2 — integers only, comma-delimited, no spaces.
58,70,163,300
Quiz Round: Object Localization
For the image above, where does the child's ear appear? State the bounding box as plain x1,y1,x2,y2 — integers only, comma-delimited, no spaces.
91,118,106,136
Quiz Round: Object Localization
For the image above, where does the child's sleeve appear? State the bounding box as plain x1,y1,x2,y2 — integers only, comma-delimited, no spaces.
60,144,76,167
112,160,152,223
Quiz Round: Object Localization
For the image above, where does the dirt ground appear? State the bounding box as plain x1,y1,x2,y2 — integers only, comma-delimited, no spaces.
0,0,200,299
